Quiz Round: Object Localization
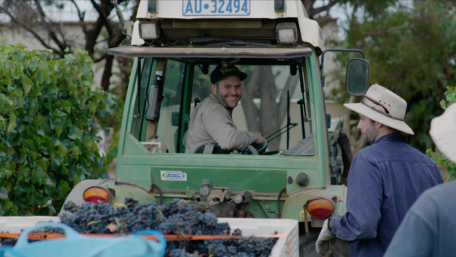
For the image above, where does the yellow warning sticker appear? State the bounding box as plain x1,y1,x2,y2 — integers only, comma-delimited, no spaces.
113,203,126,209
300,210,305,217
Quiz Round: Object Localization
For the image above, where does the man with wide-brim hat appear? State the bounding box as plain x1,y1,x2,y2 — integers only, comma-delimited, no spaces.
316,84,443,257
184,65,263,153
385,103,456,257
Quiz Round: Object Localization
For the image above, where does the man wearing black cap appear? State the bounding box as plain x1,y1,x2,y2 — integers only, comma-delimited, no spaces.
184,65,263,153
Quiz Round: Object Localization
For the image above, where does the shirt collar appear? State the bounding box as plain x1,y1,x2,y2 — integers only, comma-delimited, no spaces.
372,133,406,145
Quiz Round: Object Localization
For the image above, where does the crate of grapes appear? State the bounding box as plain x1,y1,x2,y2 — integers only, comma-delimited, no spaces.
0,198,299,257
219,218,299,257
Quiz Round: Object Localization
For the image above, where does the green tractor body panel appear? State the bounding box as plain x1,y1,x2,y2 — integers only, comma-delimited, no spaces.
96,48,348,222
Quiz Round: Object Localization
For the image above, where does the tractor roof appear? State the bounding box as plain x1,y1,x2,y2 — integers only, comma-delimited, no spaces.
128,0,323,52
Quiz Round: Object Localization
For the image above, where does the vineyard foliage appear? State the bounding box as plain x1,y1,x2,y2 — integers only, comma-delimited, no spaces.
0,42,122,215
426,86,456,180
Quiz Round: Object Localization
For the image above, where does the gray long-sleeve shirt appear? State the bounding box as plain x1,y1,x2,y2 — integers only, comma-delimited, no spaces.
184,94,256,153
384,180,456,257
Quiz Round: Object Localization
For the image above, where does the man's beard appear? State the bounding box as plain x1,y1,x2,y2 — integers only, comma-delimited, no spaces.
363,125,379,145
215,90,240,110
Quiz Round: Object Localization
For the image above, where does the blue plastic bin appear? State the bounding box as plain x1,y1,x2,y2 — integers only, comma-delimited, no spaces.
0,222,166,257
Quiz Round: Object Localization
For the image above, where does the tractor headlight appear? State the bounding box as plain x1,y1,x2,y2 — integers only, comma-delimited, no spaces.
139,22,160,40
276,23,298,44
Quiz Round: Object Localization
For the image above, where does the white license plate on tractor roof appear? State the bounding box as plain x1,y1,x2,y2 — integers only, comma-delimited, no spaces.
183,0,250,16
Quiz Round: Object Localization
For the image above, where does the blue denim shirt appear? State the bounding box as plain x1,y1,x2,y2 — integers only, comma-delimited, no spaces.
331,133,443,257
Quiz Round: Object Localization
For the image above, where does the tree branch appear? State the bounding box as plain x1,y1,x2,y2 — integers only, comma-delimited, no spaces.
70,0,88,36
1,8,64,57
309,0,340,17
32,0,67,52
90,0,113,36
241,67,261,132
303,0,317,17
314,14,336,25
85,16,106,57
109,31,126,47
93,54,108,63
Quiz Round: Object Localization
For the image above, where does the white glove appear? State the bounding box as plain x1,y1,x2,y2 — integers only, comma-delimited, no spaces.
316,218,336,256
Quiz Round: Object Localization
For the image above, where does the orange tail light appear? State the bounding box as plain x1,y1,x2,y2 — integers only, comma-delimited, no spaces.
306,198,335,218
83,187,110,203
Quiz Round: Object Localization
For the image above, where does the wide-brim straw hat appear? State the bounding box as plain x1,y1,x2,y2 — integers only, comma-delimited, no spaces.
429,103,456,163
344,84,414,135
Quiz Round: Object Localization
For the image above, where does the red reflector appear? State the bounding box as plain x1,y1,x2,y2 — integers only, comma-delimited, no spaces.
84,195,108,203
83,187,109,203
306,198,335,218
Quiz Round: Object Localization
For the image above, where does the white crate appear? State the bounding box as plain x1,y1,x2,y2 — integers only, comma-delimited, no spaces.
219,218,299,257
0,216,61,233
0,216,299,257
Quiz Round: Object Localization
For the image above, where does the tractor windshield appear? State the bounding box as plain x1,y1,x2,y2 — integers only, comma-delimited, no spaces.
130,57,315,156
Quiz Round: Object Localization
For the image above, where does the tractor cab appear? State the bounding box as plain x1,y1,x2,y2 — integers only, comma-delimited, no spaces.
65,1,369,255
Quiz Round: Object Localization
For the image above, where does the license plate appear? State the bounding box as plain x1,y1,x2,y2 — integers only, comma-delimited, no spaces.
183,0,250,16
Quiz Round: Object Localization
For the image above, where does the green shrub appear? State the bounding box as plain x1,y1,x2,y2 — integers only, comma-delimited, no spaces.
426,86,456,180
0,42,122,215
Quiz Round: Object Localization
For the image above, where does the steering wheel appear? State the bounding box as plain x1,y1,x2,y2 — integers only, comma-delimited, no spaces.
254,137,268,154
190,138,268,155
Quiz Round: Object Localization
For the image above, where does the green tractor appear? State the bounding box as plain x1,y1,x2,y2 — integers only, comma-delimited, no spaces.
64,0,369,255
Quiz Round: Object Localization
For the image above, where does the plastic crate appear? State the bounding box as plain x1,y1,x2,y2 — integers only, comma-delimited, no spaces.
0,216,60,233
0,222,166,257
0,216,299,257
219,218,299,257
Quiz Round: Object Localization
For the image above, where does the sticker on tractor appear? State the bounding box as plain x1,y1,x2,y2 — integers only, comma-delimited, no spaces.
300,210,305,217
113,203,126,209
161,170,187,181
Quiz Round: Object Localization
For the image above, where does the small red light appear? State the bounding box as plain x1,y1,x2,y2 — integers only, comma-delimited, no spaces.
306,198,335,218
83,187,109,203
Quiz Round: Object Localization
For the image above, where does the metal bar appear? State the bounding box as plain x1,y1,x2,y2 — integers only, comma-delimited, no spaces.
267,124,298,142
112,0,126,35
176,64,188,153
265,123,298,141
298,60,307,139
287,90,290,149
137,58,143,139
298,99,304,139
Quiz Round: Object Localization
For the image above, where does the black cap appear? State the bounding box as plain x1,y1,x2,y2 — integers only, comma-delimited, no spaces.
210,65,248,84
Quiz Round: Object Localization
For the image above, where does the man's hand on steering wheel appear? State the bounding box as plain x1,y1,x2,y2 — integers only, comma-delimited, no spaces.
252,132,268,154
253,132,264,145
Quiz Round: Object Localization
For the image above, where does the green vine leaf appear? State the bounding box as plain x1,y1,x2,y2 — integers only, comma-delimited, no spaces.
0,43,122,216
6,111,16,133
20,74,33,96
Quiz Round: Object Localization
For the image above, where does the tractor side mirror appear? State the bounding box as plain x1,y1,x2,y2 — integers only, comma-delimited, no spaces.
345,58,369,96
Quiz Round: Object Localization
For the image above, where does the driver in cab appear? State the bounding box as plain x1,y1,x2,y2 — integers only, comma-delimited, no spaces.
184,65,264,153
